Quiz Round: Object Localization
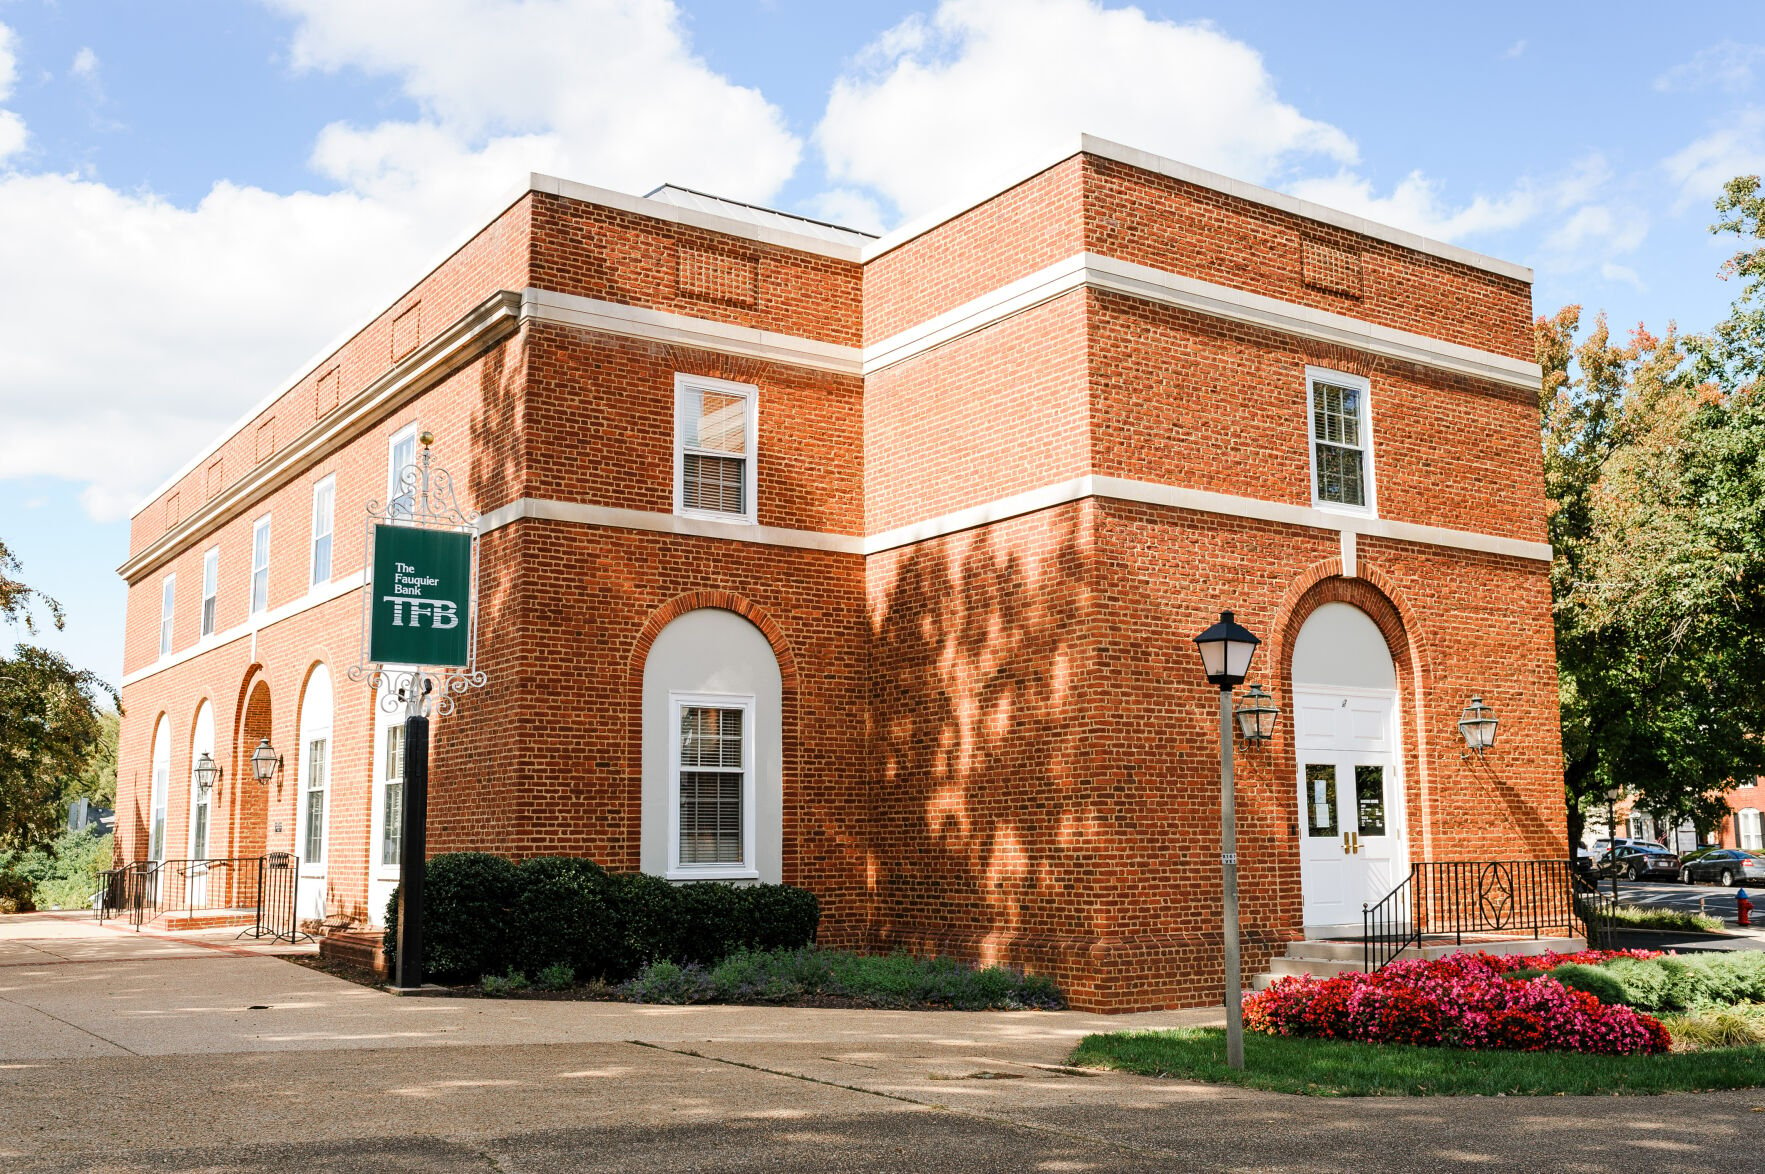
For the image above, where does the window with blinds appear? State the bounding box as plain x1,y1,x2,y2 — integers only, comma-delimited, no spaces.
677,704,746,866
382,724,404,867
303,737,328,865
676,377,755,520
1308,371,1374,511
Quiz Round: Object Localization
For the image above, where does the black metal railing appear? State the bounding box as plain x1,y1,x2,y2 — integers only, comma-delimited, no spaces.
1572,870,1619,950
96,853,307,942
1363,860,1584,972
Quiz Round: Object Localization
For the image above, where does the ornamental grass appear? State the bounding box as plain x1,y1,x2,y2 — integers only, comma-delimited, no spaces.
1244,951,1670,1056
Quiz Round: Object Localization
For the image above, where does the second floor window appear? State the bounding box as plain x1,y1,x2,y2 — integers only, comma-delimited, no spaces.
675,376,756,522
310,476,335,585
159,574,175,657
251,516,271,614
1308,369,1374,512
389,426,417,520
201,547,218,637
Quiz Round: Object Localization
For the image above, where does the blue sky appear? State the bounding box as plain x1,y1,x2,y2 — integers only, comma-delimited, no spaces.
1,0,1762,684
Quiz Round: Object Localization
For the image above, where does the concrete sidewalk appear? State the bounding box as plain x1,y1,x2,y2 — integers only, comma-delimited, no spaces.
7,911,1765,1172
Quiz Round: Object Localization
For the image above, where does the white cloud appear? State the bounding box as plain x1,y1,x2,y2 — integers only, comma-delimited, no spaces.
0,22,16,99
1287,170,1542,242
70,46,98,81
1655,41,1765,94
815,0,1357,221
1663,108,1765,211
1599,262,1644,290
800,188,887,235
0,4,805,520
1503,39,1527,60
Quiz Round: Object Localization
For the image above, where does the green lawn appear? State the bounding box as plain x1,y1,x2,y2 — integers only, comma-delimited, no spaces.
1070,1028,1765,1096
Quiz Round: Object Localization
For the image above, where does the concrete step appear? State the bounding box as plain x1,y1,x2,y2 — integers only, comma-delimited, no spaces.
320,929,388,977
159,910,256,931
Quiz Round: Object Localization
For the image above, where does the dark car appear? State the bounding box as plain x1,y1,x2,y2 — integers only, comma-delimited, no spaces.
1680,848,1765,887
1594,846,1681,881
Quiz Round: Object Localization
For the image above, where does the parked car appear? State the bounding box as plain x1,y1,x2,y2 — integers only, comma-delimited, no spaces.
1680,848,1765,887
1589,836,1669,855
1593,845,1681,881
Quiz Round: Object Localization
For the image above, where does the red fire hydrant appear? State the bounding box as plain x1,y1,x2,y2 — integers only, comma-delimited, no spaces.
1738,889,1753,927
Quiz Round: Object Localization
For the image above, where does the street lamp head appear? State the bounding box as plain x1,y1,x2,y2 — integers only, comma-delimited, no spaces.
1193,610,1261,689
249,737,283,785
1234,684,1279,742
192,751,221,795
1457,695,1498,757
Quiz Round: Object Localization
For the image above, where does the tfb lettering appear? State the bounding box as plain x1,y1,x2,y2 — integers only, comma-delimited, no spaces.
382,597,460,629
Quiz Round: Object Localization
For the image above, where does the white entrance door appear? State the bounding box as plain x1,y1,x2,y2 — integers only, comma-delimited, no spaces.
1295,688,1406,936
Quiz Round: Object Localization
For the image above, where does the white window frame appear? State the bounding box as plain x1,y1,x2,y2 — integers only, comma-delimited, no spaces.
673,374,758,525
379,722,405,870
301,735,329,868
388,424,418,521
200,547,219,638
250,515,271,615
309,474,336,586
666,691,758,880
158,574,176,658
1741,809,1762,851
148,716,170,863
1304,366,1377,517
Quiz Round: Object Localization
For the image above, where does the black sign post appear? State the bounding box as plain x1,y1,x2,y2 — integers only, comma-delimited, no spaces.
393,708,430,989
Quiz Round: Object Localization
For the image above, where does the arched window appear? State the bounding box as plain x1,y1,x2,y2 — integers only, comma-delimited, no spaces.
1740,809,1762,851
189,701,214,861
297,665,333,871
642,608,782,882
149,715,171,862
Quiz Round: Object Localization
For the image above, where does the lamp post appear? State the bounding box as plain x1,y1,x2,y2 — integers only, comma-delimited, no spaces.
1192,609,1262,1071
1457,696,1499,759
192,752,221,796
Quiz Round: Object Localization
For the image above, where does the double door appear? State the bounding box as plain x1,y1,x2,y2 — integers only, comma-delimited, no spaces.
1294,688,1406,935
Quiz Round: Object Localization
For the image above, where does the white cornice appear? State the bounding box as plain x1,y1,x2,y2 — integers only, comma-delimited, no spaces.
521,289,862,375
118,292,523,583
476,498,865,554
862,252,1542,391
121,571,366,688
863,134,1534,284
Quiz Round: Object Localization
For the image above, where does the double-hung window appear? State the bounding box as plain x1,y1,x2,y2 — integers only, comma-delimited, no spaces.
1306,368,1375,513
310,475,335,586
158,574,175,658
382,724,405,867
304,737,328,865
250,516,271,614
674,375,757,523
201,547,219,637
669,694,755,876
388,425,417,521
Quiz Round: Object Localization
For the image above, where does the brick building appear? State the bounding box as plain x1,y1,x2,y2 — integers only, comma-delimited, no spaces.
115,135,1562,1012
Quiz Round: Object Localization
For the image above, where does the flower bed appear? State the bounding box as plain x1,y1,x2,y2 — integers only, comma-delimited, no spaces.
1245,951,1671,1055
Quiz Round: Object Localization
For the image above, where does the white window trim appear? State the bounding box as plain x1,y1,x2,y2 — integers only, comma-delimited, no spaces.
1742,809,1762,851
250,515,272,615
159,574,176,659
388,423,418,519
1304,365,1378,518
309,474,336,587
299,734,331,877
666,690,758,880
200,547,219,638
673,373,759,526
374,719,406,879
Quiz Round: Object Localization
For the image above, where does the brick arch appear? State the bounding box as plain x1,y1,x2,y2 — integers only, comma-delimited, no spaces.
628,590,800,690
625,591,801,879
1268,557,1438,862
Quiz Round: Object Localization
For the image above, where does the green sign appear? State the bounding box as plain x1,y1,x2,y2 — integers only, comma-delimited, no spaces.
369,524,472,667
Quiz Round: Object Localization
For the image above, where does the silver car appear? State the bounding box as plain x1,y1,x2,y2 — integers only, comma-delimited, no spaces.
1680,849,1765,887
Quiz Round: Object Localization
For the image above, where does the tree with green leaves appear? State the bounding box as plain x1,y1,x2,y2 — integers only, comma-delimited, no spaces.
0,540,116,853
1540,173,1765,848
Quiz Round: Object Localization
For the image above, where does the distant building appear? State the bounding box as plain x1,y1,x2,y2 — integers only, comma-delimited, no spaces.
115,136,1561,1012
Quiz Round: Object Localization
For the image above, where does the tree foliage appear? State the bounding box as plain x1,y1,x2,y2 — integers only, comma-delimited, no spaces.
1541,173,1765,844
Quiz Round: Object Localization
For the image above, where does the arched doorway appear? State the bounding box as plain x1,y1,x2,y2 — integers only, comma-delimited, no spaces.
189,701,215,903
295,664,334,922
1291,602,1407,936
148,714,171,863
233,678,272,861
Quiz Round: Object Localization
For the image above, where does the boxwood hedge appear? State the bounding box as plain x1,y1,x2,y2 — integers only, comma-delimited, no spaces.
382,852,818,983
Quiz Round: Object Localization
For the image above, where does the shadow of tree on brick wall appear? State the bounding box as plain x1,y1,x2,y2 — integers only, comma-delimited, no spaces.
868,508,1096,982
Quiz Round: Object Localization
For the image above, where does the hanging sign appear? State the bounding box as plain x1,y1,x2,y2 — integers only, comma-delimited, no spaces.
369,524,472,667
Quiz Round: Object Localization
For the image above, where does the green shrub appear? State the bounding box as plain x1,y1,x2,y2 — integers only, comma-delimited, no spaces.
481,970,530,996
0,871,35,914
508,856,616,979
1548,963,1629,1005
1589,952,1765,1013
606,872,684,979
746,883,820,951
535,963,575,991
1663,1006,1765,1051
423,852,521,982
623,959,714,1004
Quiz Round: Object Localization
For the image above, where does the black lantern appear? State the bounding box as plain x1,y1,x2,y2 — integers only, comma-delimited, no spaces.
1458,696,1498,757
193,751,221,795
250,737,283,784
1234,684,1279,742
1192,610,1261,689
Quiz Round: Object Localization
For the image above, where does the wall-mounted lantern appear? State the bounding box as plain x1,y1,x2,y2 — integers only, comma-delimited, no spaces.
1458,696,1498,758
250,737,283,785
193,752,222,796
1234,684,1279,743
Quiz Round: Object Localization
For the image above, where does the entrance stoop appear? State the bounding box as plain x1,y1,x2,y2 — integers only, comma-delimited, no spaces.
1251,935,1586,990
